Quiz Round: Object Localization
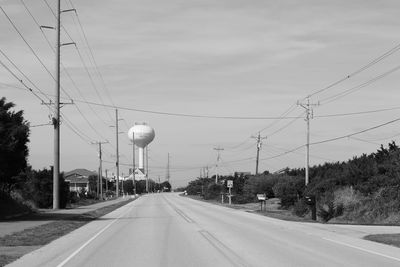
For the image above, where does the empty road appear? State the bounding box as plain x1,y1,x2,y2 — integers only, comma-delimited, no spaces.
9,193,400,267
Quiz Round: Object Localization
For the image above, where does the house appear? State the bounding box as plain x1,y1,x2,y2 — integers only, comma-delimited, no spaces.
64,168,97,193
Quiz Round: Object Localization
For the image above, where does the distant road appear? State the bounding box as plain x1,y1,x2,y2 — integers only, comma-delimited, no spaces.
9,193,400,267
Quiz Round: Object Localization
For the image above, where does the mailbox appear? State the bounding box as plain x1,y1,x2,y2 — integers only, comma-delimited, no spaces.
305,195,315,205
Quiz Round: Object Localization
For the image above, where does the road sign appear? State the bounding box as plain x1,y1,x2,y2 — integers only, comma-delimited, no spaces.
227,180,233,188
257,193,266,201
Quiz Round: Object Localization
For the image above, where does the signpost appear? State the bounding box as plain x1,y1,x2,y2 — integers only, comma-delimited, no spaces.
227,180,233,205
257,193,267,211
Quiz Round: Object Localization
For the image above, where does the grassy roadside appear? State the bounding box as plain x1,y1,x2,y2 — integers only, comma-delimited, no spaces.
185,195,314,223
185,195,400,247
0,198,134,267
364,234,400,248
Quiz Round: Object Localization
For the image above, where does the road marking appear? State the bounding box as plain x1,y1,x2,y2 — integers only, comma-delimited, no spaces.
56,203,133,267
199,230,249,267
323,237,400,263
163,195,195,223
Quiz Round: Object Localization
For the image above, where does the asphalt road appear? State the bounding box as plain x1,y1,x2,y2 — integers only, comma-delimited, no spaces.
9,193,400,267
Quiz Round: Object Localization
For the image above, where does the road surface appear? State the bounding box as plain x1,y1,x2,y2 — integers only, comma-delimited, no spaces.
9,193,400,267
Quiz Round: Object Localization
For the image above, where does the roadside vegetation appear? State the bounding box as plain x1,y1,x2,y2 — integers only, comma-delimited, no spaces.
185,141,400,225
0,198,134,266
0,97,172,219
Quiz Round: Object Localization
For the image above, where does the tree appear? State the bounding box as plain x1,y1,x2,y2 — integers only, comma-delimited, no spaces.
0,97,30,193
21,168,69,208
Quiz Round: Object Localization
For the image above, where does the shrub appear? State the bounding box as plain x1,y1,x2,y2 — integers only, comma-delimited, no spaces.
204,183,223,200
272,175,304,208
293,199,309,217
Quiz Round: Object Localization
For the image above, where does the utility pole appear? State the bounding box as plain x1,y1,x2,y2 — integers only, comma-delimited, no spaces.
298,97,319,185
251,133,267,175
115,109,120,197
166,152,170,182
92,141,108,199
105,169,108,192
46,0,75,209
214,147,224,183
146,146,149,192
131,133,136,196
52,0,61,210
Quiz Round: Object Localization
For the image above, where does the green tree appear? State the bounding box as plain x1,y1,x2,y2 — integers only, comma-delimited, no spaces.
22,168,69,208
0,97,30,193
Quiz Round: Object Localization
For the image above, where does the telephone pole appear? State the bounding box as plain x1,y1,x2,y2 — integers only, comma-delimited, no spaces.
131,133,136,195
251,133,267,175
52,0,61,210
146,146,149,192
105,169,108,192
213,147,224,183
92,141,108,199
298,97,319,185
166,153,170,182
48,0,74,209
115,109,120,197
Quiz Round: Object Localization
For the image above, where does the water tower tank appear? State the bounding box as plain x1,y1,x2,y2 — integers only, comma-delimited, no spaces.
128,123,155,170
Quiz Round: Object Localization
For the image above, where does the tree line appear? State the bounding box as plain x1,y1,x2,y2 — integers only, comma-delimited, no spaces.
185,141,400,224
0,97,171,214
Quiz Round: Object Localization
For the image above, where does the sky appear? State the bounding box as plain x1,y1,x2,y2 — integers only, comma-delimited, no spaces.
1,0,400,188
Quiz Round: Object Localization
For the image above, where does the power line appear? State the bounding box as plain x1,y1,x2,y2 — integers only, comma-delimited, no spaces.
307,42,400,98
320,64,400,105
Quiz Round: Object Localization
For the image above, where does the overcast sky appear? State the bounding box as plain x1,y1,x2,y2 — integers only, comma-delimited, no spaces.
1,0,400,187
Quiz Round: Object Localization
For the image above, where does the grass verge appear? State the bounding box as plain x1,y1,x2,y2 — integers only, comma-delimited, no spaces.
0,198,133,266
364,233,400,248
185,195,314,222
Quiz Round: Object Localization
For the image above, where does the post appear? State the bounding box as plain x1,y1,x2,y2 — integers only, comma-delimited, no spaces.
228,187,232,205
214,147,224,183
105,169,108,192
146,146,149,192
115,109,120,197
306,107,310,185
298,97,318,186
99,142,103,199
166,152,170,182
251,133,267,175
53,0,61,210
132,133,136,196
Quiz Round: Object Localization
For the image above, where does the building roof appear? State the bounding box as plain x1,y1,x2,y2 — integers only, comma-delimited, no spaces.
65,168,97,179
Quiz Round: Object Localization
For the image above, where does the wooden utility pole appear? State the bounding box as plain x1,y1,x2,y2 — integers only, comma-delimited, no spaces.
251,133,267,175
92,141,108,199
213,147,224,183
298,97,319,185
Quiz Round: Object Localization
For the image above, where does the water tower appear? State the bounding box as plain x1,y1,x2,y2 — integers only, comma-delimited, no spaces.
127,123,155,172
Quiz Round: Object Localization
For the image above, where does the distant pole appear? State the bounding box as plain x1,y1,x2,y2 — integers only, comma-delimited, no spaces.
214,147,224,183
298,97,319,185
115,109,120,197
52,0,61,210
251,133,267,175
92,141,108,199
146,146,149,192
166,152,170,182
132,133,136,196
105,169,108,192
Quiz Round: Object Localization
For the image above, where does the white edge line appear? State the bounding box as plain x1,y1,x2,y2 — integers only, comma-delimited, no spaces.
56,203,132,267
323,237,400,263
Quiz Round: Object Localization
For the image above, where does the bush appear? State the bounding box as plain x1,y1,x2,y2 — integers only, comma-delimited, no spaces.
272,175,304,208
204,183,223,200
69,191,79,204
21,168,70,208
293,199,309,217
